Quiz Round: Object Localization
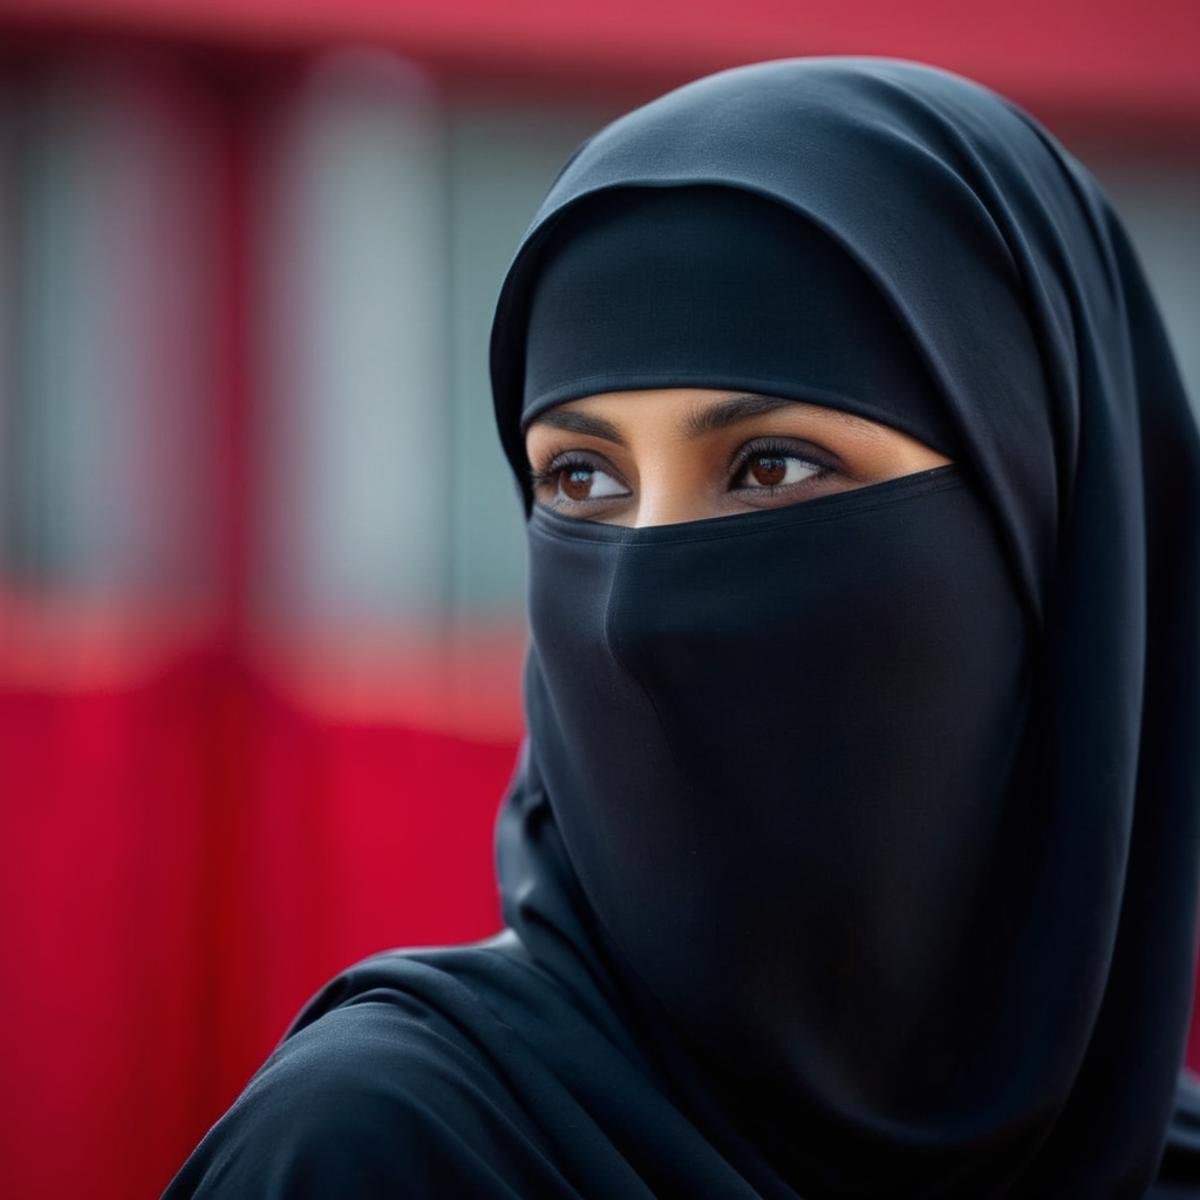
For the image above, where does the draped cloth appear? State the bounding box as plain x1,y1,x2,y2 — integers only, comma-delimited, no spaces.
164,57,1200,1198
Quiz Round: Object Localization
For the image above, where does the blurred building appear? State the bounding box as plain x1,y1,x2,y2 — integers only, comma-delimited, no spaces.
0,3,1197,1197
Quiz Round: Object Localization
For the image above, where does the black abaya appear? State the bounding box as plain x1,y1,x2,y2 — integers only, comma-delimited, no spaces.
164,56,1200,1198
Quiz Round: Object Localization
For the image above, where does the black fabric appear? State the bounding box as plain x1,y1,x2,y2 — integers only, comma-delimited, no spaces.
521,185,966,464
163,57,1200,1198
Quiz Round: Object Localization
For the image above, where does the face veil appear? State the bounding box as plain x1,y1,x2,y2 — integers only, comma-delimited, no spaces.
488,57,1200,1198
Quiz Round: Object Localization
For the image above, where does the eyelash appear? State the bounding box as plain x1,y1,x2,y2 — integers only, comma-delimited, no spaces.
527,438,836,503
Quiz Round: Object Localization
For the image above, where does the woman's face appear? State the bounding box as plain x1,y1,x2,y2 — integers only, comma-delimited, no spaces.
523,388,953,527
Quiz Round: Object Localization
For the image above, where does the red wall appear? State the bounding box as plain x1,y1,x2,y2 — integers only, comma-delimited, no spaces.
0,630,518,1198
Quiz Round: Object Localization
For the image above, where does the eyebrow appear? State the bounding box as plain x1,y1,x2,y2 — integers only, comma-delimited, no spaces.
529,408,629,446
684,393,810,436
529,392,852,447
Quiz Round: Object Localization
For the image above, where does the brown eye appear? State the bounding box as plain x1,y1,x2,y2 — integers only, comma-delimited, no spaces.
562,466,598,502
530,455,630,507
747,454,788,487
557,463,625,503
733,449,826,491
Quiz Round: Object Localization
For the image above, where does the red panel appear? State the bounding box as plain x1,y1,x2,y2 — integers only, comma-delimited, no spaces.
3,0,1199,123
0,646,517,1199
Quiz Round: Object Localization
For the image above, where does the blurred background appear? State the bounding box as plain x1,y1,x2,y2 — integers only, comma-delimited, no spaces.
0,2,1197,1196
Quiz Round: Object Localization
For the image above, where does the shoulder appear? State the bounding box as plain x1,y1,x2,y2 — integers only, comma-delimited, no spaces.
162,938,579,1199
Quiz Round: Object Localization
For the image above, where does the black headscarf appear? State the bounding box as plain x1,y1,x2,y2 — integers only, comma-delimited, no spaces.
489,55,1200,1196
162,57,1200,1199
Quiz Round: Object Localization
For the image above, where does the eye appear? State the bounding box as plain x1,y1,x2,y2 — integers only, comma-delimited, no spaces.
730,440,833,492
529,453,631,507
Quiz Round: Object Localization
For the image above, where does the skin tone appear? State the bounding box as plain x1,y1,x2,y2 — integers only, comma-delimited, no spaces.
524,387,954,528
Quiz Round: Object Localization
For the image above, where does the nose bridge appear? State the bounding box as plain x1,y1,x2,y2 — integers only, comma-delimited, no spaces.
634,492,683,529
633,474,707,528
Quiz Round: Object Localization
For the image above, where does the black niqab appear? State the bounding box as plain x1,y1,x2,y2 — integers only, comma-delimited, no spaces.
164,57,1200,1199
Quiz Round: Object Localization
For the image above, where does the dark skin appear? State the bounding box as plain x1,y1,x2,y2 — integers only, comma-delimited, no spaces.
524,387,954,527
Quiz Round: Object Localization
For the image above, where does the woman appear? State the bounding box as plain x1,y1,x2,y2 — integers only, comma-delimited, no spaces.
165,57,1200,1197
